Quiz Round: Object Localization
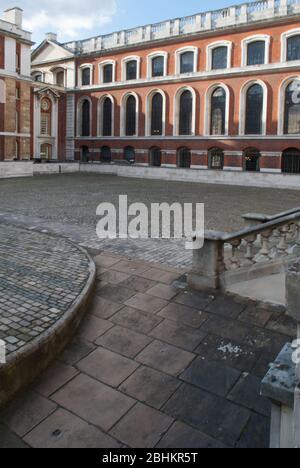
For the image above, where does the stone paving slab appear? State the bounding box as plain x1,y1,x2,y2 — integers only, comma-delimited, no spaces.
0,251,296,448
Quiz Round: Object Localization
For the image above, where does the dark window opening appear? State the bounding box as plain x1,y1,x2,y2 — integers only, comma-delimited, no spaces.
210,87,226,135
212,46,228,70
103,98,112,137
152,56,164,77
284,81,300,135
124,146,135,163
287,35,300,61
101,146,111,163
81,100,90,137
151,93,163,136
282,148,300,174
179,90,193,136
125,95,137,136
126,60,138,80
150,148,162,167
244,148,261,172
245,84,264,135
177,148,191,168
82,68,91,86
209,147,224,170
247,41,265,66
180,52,195,74
103,64,113,83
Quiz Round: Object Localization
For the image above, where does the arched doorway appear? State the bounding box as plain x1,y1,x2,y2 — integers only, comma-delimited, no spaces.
40,143,52,161
124,146,135,163
81,145,89,163
282,148,300,174
177,148,191,168
208,147,224,170
244,148,261,172
150,148,162,167
100,146,112,163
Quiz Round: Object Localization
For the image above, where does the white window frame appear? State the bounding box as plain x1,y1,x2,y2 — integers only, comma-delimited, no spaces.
145,89,167,137
206,41,232,72
147,52,168,79
281,28,300,63
204,83,230,136
50,66,66,87
239,79,268,136
175,47,198,75
99,60,116,84
278,75,300,136
173,86,196,136
78,64,93,88
97,94,115,137
241,35,270,67
121,56,141,82
76,96,92,137
120,92,139,137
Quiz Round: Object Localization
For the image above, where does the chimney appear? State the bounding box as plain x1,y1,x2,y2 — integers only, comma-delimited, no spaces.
4,7,23,28
46,32,58,42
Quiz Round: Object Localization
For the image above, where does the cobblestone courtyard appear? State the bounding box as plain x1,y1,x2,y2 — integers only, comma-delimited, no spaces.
0,173,299,267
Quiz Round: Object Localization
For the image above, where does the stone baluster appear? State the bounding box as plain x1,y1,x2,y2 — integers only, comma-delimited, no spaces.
228,239,242,269
259,230,272,258
244,234,257,264
278,225,290,254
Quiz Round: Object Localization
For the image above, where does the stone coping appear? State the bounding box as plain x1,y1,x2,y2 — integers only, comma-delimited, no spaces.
0,224,96,409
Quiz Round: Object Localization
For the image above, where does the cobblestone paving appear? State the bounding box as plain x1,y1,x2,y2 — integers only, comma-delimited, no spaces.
0,224,91,355
0,173,299,268
0,252,296,448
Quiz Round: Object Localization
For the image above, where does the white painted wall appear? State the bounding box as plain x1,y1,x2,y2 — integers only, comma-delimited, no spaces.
20,44,31,77
4,37,16,73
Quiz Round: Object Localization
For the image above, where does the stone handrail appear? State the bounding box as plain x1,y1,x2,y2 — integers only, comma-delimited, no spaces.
63,0,300,54
189,210,300,290
243,207,300,226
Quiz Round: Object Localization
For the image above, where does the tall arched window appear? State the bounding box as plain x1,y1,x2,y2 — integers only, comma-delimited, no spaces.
244,148,261,172
126,95,137,136
177,148,191,168
150,148,162,167
100,146,111,163
124,146,135,163
209,147,224,170
81,67,91,86
102,97,113,137
282,148,300,174
210,87,226,135
245,84,264,135
81,99,91,137
151,93,163,136
284,81,300,135
179,90,193,135
287,35,300,61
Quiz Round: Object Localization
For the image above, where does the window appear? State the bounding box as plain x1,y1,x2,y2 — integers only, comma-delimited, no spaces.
244,148,260,172
100,146,112,163
247,41,265,66
151,93,163,136
33,73,42,82
177,148,191,168
56,70,64,86
126,60,138,80
282,148,300,174
179,90,193,135
124,146,135,163
126,95,137,136
82,68,91,86
102,97,113,137
209,148,224,170
152,56,164,77
150,148,162,167
103,64,113,84
284,81,300,135
210,87,226,135
81,99,91,136
212,47,228,70
40,98,52,136
245,84,264,135
287,35,300,61
40,143,52,161
180,52,195,74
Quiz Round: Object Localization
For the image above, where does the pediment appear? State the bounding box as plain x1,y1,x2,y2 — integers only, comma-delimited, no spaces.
32,40,74,65
34,87,62,99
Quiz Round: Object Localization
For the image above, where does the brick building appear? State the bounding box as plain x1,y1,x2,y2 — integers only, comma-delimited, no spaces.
0,8,33,161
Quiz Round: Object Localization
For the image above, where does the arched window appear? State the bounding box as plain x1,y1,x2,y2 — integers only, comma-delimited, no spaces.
40,98,52,136
32,72,42,82
100,146,112,163
247,41,266,66
126,60,138,80
81,68,91,86
81,99,91,137
126,95,137,136
124,146,135,163
210,87,226,135
282,148,300,174
245,84,264,135
103,64,113,83
180,52,195,74
284,81,300,135
151,93,163,136
212,46,228,70
102,97,113,137
179,90,193,135
177,148,191,168
287,35,300,61
209,147,224,170
152,56,165,77
244,148,261,172
150,148,162,167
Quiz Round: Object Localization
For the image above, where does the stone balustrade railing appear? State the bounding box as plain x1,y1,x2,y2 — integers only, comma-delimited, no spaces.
63,0,300,54
189,210,300,290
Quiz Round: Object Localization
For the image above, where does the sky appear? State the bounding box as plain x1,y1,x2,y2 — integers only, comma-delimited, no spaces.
1,0,248,45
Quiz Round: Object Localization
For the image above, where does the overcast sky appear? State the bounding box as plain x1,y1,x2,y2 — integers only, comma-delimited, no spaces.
1,0,247,45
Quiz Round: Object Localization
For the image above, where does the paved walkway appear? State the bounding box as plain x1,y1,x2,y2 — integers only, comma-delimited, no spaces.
0,251,296,448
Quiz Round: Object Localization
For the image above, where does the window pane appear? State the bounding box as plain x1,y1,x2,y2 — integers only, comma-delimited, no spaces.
103,64,113,83
210,87,226,135
56,71,64,86
124,146,135,163
287,36,300,61
244,148,260,172
151,93,163,135
212,47,228,70
82,68,91,86
247,41,265,65
180,52,194,74
152,56,164,77
103,98,112,136
179,91,193,135
126,61,137,80
284,81,300,135
82,100,90,136
150,148,161,167
209,148,224,170
245,84,263,135
126,96,136,136
40,114,50,135
282,149,300,173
